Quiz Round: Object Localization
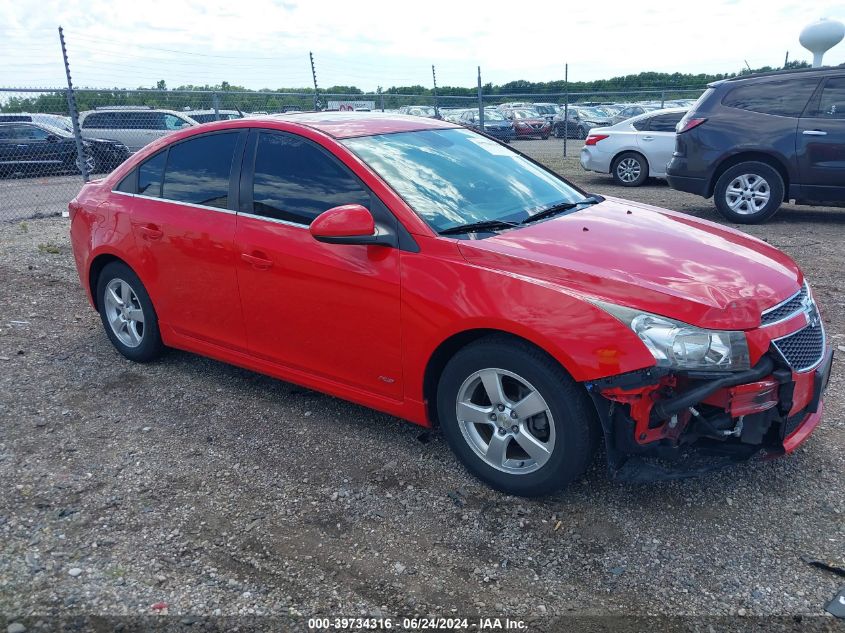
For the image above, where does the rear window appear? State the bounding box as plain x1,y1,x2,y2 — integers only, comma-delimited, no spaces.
722,77,819,117
162,132,238,209
809,77,845,119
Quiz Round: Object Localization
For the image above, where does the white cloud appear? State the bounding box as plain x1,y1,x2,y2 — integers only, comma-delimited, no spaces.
1,0,843,90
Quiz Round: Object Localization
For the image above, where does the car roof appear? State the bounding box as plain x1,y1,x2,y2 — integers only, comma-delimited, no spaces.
712,63,845,87
250,112,459,139
610,107,687,127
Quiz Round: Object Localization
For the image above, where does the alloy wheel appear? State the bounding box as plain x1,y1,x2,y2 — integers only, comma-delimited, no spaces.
455,368,556,474
103,278,145,348
616,158,641,183
725,174,771,215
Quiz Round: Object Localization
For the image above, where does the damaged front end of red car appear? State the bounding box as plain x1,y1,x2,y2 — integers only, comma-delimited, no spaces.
584,287,834,482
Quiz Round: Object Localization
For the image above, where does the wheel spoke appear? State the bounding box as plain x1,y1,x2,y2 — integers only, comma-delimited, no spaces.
126,322,141,346
126,307,144,323
121,281,133,305
457,401,493,425
514,427,552,463
109,312,124,332
107,286,124,307
512,391,546,420
479,369,506,405
728,196,744,211
485,433,510,468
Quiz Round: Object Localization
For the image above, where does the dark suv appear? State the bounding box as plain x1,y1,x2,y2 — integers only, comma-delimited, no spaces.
666,65,845,223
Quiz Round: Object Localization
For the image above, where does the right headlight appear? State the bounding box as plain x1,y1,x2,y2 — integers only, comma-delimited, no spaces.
594,301,750,372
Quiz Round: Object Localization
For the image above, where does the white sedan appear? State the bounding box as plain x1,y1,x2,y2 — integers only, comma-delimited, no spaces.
579,108,686,186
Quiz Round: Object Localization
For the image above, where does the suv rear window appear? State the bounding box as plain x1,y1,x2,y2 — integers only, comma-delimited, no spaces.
722,77,819,117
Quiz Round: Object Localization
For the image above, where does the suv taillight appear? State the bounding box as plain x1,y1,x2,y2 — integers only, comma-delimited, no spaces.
585,134,608,146
677,117,707,134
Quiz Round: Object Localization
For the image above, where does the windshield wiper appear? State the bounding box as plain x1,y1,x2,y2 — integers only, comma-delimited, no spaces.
521,196,601,225
439,219,520,235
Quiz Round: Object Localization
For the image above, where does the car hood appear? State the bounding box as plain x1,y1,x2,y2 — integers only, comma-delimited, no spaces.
457,197,801,329
514,118,548,124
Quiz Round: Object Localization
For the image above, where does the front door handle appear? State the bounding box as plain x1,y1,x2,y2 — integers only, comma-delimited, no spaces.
802,130,827,136
137,224,163,240
241,252,273,270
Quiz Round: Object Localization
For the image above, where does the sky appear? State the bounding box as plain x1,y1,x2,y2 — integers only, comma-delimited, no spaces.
1,0,844,92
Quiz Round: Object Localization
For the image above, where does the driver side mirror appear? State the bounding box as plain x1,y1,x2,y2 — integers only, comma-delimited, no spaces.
310,204,397,247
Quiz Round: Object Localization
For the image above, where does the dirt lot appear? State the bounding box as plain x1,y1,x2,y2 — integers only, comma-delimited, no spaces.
1,145,844,630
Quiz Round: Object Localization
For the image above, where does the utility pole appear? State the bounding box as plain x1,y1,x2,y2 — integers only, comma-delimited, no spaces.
563,63,568,158
310,52,321,111
431,65,439,119
58,26,88,183
477,66,484,131
784,51,789,68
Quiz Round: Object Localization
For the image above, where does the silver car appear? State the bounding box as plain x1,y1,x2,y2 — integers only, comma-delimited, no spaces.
579,108,686,186
78,108,197,152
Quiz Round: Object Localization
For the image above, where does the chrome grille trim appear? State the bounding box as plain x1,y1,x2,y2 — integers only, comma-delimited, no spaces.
761,283,808,327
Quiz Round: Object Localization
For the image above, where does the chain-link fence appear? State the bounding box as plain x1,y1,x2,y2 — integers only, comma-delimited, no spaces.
0,86,706,222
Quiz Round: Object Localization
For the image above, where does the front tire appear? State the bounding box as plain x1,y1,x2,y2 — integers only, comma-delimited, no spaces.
611,152,648,187
96,261,164,362
713,161,784,224
437,337,599,497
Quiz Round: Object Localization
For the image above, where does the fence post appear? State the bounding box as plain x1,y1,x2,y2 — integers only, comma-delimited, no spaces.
661,89,665,109
563,63,568,158
431,65,439,119
380,93,385,112
212,91,220,120
477,66,484,132
58,26,88,183
309,52,321,111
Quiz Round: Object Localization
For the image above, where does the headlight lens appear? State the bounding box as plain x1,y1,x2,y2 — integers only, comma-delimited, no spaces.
596,301,750,371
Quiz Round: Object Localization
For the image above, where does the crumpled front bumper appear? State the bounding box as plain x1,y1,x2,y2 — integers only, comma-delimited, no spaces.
585,346,834,482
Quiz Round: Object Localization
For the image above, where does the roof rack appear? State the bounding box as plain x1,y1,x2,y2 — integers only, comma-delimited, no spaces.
94,105,154,110
722,63,845,83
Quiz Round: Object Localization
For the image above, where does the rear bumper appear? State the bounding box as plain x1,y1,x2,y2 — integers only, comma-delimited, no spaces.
665,173,709,197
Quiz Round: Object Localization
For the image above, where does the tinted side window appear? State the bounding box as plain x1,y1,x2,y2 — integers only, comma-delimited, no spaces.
723,78,819,117
138,151,167,197
161,132,238,208
646,112,685,132
632,118,649,131
251,132,370,225
810,77,845,119
82,112,110,129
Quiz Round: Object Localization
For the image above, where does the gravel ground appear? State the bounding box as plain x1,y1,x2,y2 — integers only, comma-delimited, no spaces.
1,147,844,630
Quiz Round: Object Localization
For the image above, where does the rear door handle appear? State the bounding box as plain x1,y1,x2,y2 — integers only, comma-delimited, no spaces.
802,130,827,136
241,252,273,270
641,136,654,141
137,224,163,240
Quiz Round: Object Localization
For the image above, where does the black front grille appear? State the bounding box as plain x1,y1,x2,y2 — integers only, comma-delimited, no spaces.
761,285,807,326
773,324,825,372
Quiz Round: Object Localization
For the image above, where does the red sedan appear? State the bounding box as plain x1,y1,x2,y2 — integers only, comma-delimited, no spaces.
505,108,551,139
69,113,832,496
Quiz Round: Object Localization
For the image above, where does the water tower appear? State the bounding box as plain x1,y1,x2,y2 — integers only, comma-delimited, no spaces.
799,18,845,67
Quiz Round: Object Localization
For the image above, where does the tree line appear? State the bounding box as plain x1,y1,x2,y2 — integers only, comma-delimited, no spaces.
1,62,810,114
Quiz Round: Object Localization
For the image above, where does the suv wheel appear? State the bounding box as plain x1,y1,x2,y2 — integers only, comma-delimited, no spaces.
436,337,599,497
713,162,784,223
96,261,164,362
611,152,648,186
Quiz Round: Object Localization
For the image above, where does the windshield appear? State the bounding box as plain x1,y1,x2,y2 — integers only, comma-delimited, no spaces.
343,128,583,233
511,110,539,119
534,105,557,114
483,111,506,121
578,107,606,119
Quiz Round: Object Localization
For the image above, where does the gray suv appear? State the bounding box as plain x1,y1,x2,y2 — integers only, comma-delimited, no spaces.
667,65,845,223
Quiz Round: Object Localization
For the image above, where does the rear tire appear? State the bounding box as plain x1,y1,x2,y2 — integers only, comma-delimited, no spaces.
576,126,587,140
713,161,784,224
437,337,600,497
96,261,164,363
611,152,649,187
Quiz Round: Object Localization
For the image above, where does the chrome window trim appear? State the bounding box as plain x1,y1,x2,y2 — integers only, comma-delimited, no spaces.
760,283,808,328
237,211,308,229
109,191,236,215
